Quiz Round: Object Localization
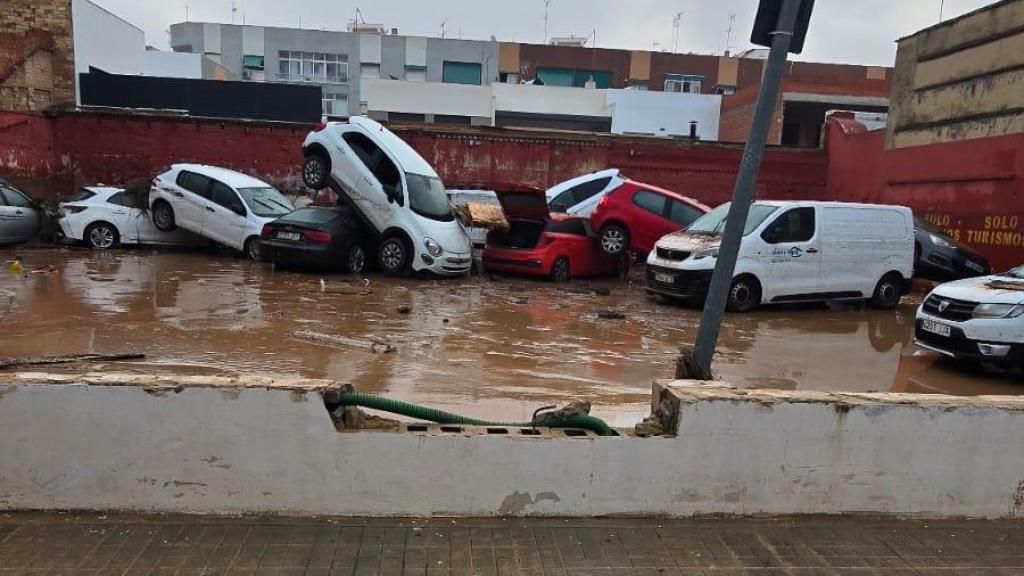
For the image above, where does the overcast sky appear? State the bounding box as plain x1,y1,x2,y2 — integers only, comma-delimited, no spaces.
104,0,995,67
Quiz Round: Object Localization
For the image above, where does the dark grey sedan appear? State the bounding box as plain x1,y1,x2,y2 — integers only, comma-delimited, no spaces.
0,181,40,245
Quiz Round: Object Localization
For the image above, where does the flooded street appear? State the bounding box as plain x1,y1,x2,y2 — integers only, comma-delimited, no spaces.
1,247,1020,426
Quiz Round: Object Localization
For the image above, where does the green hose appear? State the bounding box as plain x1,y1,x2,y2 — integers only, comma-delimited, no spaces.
336,392,614,436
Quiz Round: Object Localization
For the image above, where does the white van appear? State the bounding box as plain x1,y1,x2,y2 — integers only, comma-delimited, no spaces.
646,201,915,312
300,117,472,276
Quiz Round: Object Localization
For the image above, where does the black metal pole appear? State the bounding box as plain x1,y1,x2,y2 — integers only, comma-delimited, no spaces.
690,0,802,375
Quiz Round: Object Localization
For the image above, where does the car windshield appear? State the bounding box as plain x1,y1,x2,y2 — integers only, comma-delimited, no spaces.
237,187,294,217
686,203,779,236
1001,265,1024,279
406,173,454,222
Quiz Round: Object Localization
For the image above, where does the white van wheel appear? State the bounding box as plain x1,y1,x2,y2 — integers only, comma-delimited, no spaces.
726,275,761,313
870,273,902,309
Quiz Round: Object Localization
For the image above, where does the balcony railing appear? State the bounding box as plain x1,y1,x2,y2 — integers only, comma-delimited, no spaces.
275,73,349,85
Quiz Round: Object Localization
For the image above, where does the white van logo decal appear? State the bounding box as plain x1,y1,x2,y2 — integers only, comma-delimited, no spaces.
789,247,803,258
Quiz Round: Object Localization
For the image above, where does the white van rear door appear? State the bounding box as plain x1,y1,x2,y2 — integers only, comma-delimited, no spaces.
757,206,822,300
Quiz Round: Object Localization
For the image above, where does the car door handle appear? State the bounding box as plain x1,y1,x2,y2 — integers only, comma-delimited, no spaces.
206,206,215,212
14,210,23,215
805,247,819,254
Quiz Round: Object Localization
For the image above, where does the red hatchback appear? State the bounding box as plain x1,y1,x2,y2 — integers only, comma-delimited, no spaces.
483,189,623,282
589,181,710,257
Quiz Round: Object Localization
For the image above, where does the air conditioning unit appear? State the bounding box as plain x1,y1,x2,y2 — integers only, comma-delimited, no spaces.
241,69,252,80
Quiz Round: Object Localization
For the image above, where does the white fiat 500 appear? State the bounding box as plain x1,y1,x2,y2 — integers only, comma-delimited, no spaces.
150,164,294,260
58,186,203,249
915,265,1024,367
300,116,472,276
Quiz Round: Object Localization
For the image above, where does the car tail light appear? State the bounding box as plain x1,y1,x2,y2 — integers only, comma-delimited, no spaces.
304,230,332,243
261,224,272,238
314,120,328,132
538,233,556,246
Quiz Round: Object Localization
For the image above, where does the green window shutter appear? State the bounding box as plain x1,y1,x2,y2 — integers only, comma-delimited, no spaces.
536,67,573,86
442,61,482,85
572,69,612,88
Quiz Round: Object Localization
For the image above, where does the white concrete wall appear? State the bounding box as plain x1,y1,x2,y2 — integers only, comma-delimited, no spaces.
607,90,721,140
492,83,610,117
143,52,203,79
362,78,492,119
71,0,145,102
2,374,1024,518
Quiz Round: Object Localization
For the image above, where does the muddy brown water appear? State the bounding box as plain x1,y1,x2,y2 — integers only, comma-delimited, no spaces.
1,247,1021,426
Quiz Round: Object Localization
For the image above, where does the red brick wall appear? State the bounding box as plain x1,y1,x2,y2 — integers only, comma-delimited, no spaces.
0,0,74,110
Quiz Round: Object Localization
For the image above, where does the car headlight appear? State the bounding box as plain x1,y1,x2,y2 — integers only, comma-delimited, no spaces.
423,237,442,257
929,233,955,249
693,246,720,260
973,303,1024,319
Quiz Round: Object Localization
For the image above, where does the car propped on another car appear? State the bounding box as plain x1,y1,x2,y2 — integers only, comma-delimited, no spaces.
483,188,624,282
300,116,472,277
915,265,1024,368
150,164,295,260
588,180,710,258
262,206,375,273
646,201,915,312
546,168,626,216
58,186,204,249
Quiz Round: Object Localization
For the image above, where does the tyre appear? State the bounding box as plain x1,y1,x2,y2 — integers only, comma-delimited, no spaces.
244,236,262,261
726,275,761,313
599,224,629,257
870,273,902,309
378,237,409,276
85,222,119,250
549,256,570,282
302,153,329,190
152,200,176,232
347,244,366,274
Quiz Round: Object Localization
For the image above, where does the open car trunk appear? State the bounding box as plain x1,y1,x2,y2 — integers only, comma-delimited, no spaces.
486,221,545,249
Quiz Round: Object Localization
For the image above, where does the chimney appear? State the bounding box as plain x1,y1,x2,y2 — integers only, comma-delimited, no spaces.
689,121,699,141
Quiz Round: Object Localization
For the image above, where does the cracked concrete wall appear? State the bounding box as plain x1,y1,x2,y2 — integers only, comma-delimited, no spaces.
1,374,1023,517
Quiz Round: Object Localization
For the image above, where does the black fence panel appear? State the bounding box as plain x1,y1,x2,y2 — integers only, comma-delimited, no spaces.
79,72,322,123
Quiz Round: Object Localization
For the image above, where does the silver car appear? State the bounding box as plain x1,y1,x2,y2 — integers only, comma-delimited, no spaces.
0,181,40,245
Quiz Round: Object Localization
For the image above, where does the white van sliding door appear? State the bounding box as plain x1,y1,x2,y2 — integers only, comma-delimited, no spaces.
758,207,822,300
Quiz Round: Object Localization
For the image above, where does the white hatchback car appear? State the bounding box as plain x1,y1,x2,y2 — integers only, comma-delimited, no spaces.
150,164,294,260
58,186,204,249
915,265,1024,368
545,168,625,217
300,116,472,276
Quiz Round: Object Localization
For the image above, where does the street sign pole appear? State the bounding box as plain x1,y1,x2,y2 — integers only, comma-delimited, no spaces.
690,0,804,376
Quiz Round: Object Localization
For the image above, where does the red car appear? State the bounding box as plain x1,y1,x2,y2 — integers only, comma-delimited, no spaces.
589,181,710,257
483,189,623,282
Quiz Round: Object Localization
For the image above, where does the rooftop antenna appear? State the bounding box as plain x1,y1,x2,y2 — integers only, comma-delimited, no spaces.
672,11,684,53
939,0,945,21
230,0,237,24
184,3,189,21
355,7,366,24
440,19,448,38
543,0,551,43
724,13,737,56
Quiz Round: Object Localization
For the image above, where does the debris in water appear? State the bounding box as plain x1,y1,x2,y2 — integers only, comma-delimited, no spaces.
396,305,412,314
292,330,395,354
597,309,626,320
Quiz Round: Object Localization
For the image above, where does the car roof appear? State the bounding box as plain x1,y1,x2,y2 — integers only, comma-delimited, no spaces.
170,164,273,189
621,180,710,211
346,117,438,178
753,200,911,210
544,168,621,198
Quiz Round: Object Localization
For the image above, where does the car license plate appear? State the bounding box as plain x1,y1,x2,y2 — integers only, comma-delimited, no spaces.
277,231,301,241
654,272,675,284
921,320,951,337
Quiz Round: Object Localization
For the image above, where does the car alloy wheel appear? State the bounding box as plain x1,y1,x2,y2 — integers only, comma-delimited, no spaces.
348,245,366,274
152,202,175,231
600,226,627,256
302,155,328,189
550,257,570,282
379,238,407,275
245,237,262,261
87,223,117,249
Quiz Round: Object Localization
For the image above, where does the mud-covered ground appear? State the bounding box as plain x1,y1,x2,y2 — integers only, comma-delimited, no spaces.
1,247,1021,426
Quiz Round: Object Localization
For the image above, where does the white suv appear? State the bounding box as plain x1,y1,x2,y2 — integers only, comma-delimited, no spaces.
915,265,1024,367
150,164,294,260
300,116,471,276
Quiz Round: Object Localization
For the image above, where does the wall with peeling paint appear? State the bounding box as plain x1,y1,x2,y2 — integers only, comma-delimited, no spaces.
2,375,1024,518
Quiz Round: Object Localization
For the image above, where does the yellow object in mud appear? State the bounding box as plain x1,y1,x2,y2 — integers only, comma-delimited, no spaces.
7,259,23,275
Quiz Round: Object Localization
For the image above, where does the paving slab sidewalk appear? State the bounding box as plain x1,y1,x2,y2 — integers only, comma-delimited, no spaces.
1,512,1023,575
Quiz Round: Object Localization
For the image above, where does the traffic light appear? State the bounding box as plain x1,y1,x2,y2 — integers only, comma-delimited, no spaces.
750,0,815,54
